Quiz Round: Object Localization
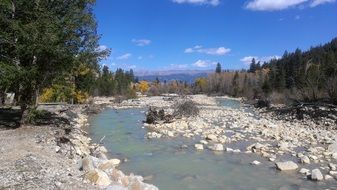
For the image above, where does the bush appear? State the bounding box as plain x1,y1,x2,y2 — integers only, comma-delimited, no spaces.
23,108,52,125
173,99,199,118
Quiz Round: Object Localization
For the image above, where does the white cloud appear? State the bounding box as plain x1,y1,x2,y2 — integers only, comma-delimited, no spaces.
240,56,258,65
116,53,132,60
172,0,220,6
96,45,110,53
310,0,336,7
245,0,308,11
132,39,151,46
192,60,217,68
240,55,281,65
185,46,231,56
245,0,335,10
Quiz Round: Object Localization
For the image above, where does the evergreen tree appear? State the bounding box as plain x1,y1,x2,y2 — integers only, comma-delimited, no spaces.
215,63,222,74
249,58,257,73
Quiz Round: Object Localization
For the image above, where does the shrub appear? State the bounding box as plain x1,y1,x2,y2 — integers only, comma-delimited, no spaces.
173,99,199,118
23,108,52,125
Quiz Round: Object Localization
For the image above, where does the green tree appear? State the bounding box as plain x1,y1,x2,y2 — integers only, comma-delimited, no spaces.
215,63,222,74
0,0,108,110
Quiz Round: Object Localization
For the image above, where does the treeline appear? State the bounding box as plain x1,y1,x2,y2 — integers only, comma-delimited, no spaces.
94,66,136,98
193,38,337,104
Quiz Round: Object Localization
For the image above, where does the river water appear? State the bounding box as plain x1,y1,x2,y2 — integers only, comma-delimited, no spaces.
87,99,333,190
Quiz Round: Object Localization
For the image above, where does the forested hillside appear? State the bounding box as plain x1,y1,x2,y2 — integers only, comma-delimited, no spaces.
200,38,337,104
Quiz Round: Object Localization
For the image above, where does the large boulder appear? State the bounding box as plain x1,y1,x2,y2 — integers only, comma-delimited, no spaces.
276,161,298,171
98,159,121,171
311,169,323,181
85,169,111,187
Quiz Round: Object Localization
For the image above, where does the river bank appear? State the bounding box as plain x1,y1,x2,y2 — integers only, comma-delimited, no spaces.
0,104,158,190
109,95,337,185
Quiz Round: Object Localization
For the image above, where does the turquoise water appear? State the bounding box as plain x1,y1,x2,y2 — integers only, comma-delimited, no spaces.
88,107,334,190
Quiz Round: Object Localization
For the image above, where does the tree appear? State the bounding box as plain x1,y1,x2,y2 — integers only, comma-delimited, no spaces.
232,72,240,97
138,81,149,94
215,63,222,74
249,58,257,73
0,0,108,110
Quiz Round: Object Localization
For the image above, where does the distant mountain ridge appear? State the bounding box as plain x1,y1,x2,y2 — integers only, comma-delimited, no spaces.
135,70,212,83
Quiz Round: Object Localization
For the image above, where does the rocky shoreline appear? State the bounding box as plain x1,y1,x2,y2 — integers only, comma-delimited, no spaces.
0,103,158,190
115,95,337,184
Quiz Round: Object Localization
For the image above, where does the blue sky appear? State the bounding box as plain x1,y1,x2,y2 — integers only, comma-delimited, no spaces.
94,0,337,72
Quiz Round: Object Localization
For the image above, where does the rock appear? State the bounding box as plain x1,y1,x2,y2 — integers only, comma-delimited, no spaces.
275,161,298,171
299,168,310,175
226,147,234,152
206,134,218,142
329,171,337,178
97,146,108,153
129,178,158,190
167,131,174,137
329,163,337,170
194,144,204,150
200,140,208,145
81,156,95,172
328,141,337,154
325,175,334,180
98,159,121,170
251,160,261,165
233,149,241,153
332,153,337,159
300,156,310,164
211,144,224,151
55,146,61,153
311,169,323,181
278,142,289,151
85,169,111,187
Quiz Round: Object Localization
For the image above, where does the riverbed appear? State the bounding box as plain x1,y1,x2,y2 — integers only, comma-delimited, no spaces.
88,98,335,190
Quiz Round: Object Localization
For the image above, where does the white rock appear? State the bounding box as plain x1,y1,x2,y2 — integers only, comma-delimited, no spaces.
226,148,234,152
206,134,218,142
85,169,111,187
332,153,337,160
98,159,121,170
329,163,337,171
167,131,174,137
233,149,241,153
251,160,261,165
311,169,323,181
212,144,224,151
325,175,334,180
269,157,276,162
194,144,204,150
299,168,310,175
300,156,310,164
328,141,337,154
200,140,208,145
329,171,337,178
276,161,298,171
